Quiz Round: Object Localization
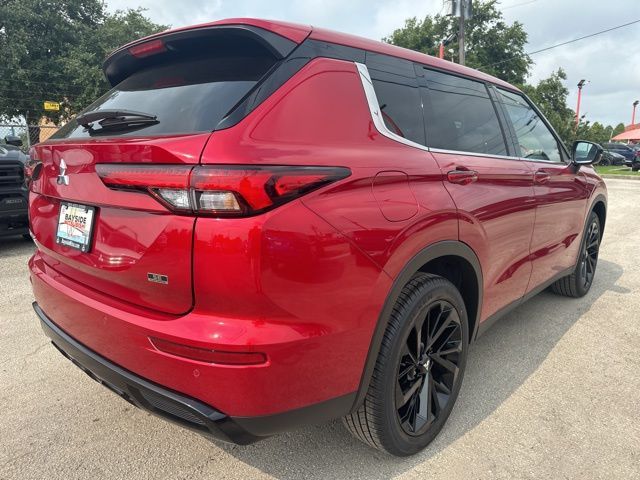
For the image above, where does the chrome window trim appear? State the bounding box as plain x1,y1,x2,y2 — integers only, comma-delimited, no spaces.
430,148,520,162
354,62,430,152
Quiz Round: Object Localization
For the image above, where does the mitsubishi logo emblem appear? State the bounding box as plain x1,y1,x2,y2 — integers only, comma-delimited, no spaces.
57,159,69,186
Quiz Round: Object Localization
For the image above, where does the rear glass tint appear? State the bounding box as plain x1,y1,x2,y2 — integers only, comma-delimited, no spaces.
54,41,278,139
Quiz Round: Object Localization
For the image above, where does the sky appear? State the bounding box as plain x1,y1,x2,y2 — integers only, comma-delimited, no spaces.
105,0,640,127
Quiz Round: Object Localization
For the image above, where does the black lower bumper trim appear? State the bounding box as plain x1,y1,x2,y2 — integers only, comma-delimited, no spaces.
33,302,356,443
34,302,259,445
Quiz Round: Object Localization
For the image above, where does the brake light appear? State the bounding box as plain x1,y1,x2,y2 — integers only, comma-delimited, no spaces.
96,164,350,217
128,39,166,58
149,337,267,365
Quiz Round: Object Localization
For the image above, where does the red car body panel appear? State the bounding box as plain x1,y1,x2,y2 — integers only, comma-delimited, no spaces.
431,152,537,319
28,18,607,441
29,134,208,314
525,162,594,291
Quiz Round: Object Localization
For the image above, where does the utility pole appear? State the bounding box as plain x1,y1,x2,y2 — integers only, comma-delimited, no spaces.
448,0,471,65
575,79,587,128
458,7,465,66
632,100,639,126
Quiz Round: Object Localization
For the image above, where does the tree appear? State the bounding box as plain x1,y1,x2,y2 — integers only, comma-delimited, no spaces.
0,0,166,135
612,122,626,138
384,0,531,85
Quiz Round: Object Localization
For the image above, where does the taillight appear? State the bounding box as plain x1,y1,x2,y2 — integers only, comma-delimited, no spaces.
96,164,350,217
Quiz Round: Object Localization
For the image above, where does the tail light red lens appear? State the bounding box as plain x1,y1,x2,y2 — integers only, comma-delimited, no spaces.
96,164,350,217
149,337,267,365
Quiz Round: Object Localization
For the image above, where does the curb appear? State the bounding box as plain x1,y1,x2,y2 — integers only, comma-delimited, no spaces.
600,174,640,181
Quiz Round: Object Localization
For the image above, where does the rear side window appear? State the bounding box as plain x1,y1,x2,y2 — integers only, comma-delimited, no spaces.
367,54,426,146
497,89,562,162
422,69,507,156
54,36,279,139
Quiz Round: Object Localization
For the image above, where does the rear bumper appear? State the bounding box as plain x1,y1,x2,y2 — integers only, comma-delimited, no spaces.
35,302,355,443
34,302,254,444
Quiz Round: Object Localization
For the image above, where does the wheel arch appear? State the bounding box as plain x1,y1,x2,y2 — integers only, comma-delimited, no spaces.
590,194,607,239
350,240,483,412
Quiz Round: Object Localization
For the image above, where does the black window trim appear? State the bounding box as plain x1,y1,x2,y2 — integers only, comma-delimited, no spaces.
417,64,515,161
353,45,571,165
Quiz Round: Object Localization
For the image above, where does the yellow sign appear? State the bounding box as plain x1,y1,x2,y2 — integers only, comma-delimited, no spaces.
44,101,60,111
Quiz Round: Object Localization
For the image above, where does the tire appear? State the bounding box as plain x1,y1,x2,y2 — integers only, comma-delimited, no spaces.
632,165,639,172
550,211,601,298
343,273,469,456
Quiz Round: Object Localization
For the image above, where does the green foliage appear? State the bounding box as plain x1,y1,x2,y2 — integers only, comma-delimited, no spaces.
384,0,531,85
0,0,166,124
612,123,626,138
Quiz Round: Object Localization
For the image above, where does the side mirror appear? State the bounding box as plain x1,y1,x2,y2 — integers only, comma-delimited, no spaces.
572,140,603,165
4,135,23,147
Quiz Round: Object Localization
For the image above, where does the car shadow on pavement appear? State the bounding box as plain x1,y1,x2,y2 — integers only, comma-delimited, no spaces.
221,258,625,479
0,235,34,259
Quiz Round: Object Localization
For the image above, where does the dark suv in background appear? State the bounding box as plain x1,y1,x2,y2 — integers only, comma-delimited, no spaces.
0,136,29,238
602,142,640,170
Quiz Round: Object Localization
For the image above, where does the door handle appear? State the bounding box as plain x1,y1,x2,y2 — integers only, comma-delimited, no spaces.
447,169,478,185
534,170,551,184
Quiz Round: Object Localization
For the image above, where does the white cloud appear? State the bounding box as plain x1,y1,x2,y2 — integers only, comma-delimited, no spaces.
104,0,640,126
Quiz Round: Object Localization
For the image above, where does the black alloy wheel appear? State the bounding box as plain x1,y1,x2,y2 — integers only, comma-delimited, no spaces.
343,273,469,456
579,216,600,290
396,300,462,436
551,211,602,298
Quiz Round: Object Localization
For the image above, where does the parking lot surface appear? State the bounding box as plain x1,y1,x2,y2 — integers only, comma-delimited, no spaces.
1,178,639,480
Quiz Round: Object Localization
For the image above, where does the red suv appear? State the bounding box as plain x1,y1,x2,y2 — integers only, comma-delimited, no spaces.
27,19,607,456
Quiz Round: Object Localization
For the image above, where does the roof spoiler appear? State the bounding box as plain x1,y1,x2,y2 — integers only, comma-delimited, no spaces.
103,22,309,87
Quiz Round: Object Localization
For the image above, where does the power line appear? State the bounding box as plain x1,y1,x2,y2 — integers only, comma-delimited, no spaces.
501,0,539,10
481,18,640,69
0,79,88,91
0,86,81,98
0,63,103,78
527,19,640,55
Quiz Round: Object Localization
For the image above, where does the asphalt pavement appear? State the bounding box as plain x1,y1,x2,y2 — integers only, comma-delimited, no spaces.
1,178,638,480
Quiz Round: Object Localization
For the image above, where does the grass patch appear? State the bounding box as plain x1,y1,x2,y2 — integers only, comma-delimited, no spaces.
595,165,640,176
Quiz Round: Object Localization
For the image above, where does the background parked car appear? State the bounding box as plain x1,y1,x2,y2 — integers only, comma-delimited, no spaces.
599,149,625,166
602,142,640,170
0,136,29,238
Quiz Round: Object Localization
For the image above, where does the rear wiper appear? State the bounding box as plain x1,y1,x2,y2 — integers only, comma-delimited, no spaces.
76,109,158,129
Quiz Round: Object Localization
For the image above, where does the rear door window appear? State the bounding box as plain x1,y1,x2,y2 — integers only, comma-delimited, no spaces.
497,89,563,162
54,38,279,139
366,54,426,146
422,69,507,156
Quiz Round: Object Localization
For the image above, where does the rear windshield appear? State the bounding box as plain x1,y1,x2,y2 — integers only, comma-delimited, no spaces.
54,45,277,139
